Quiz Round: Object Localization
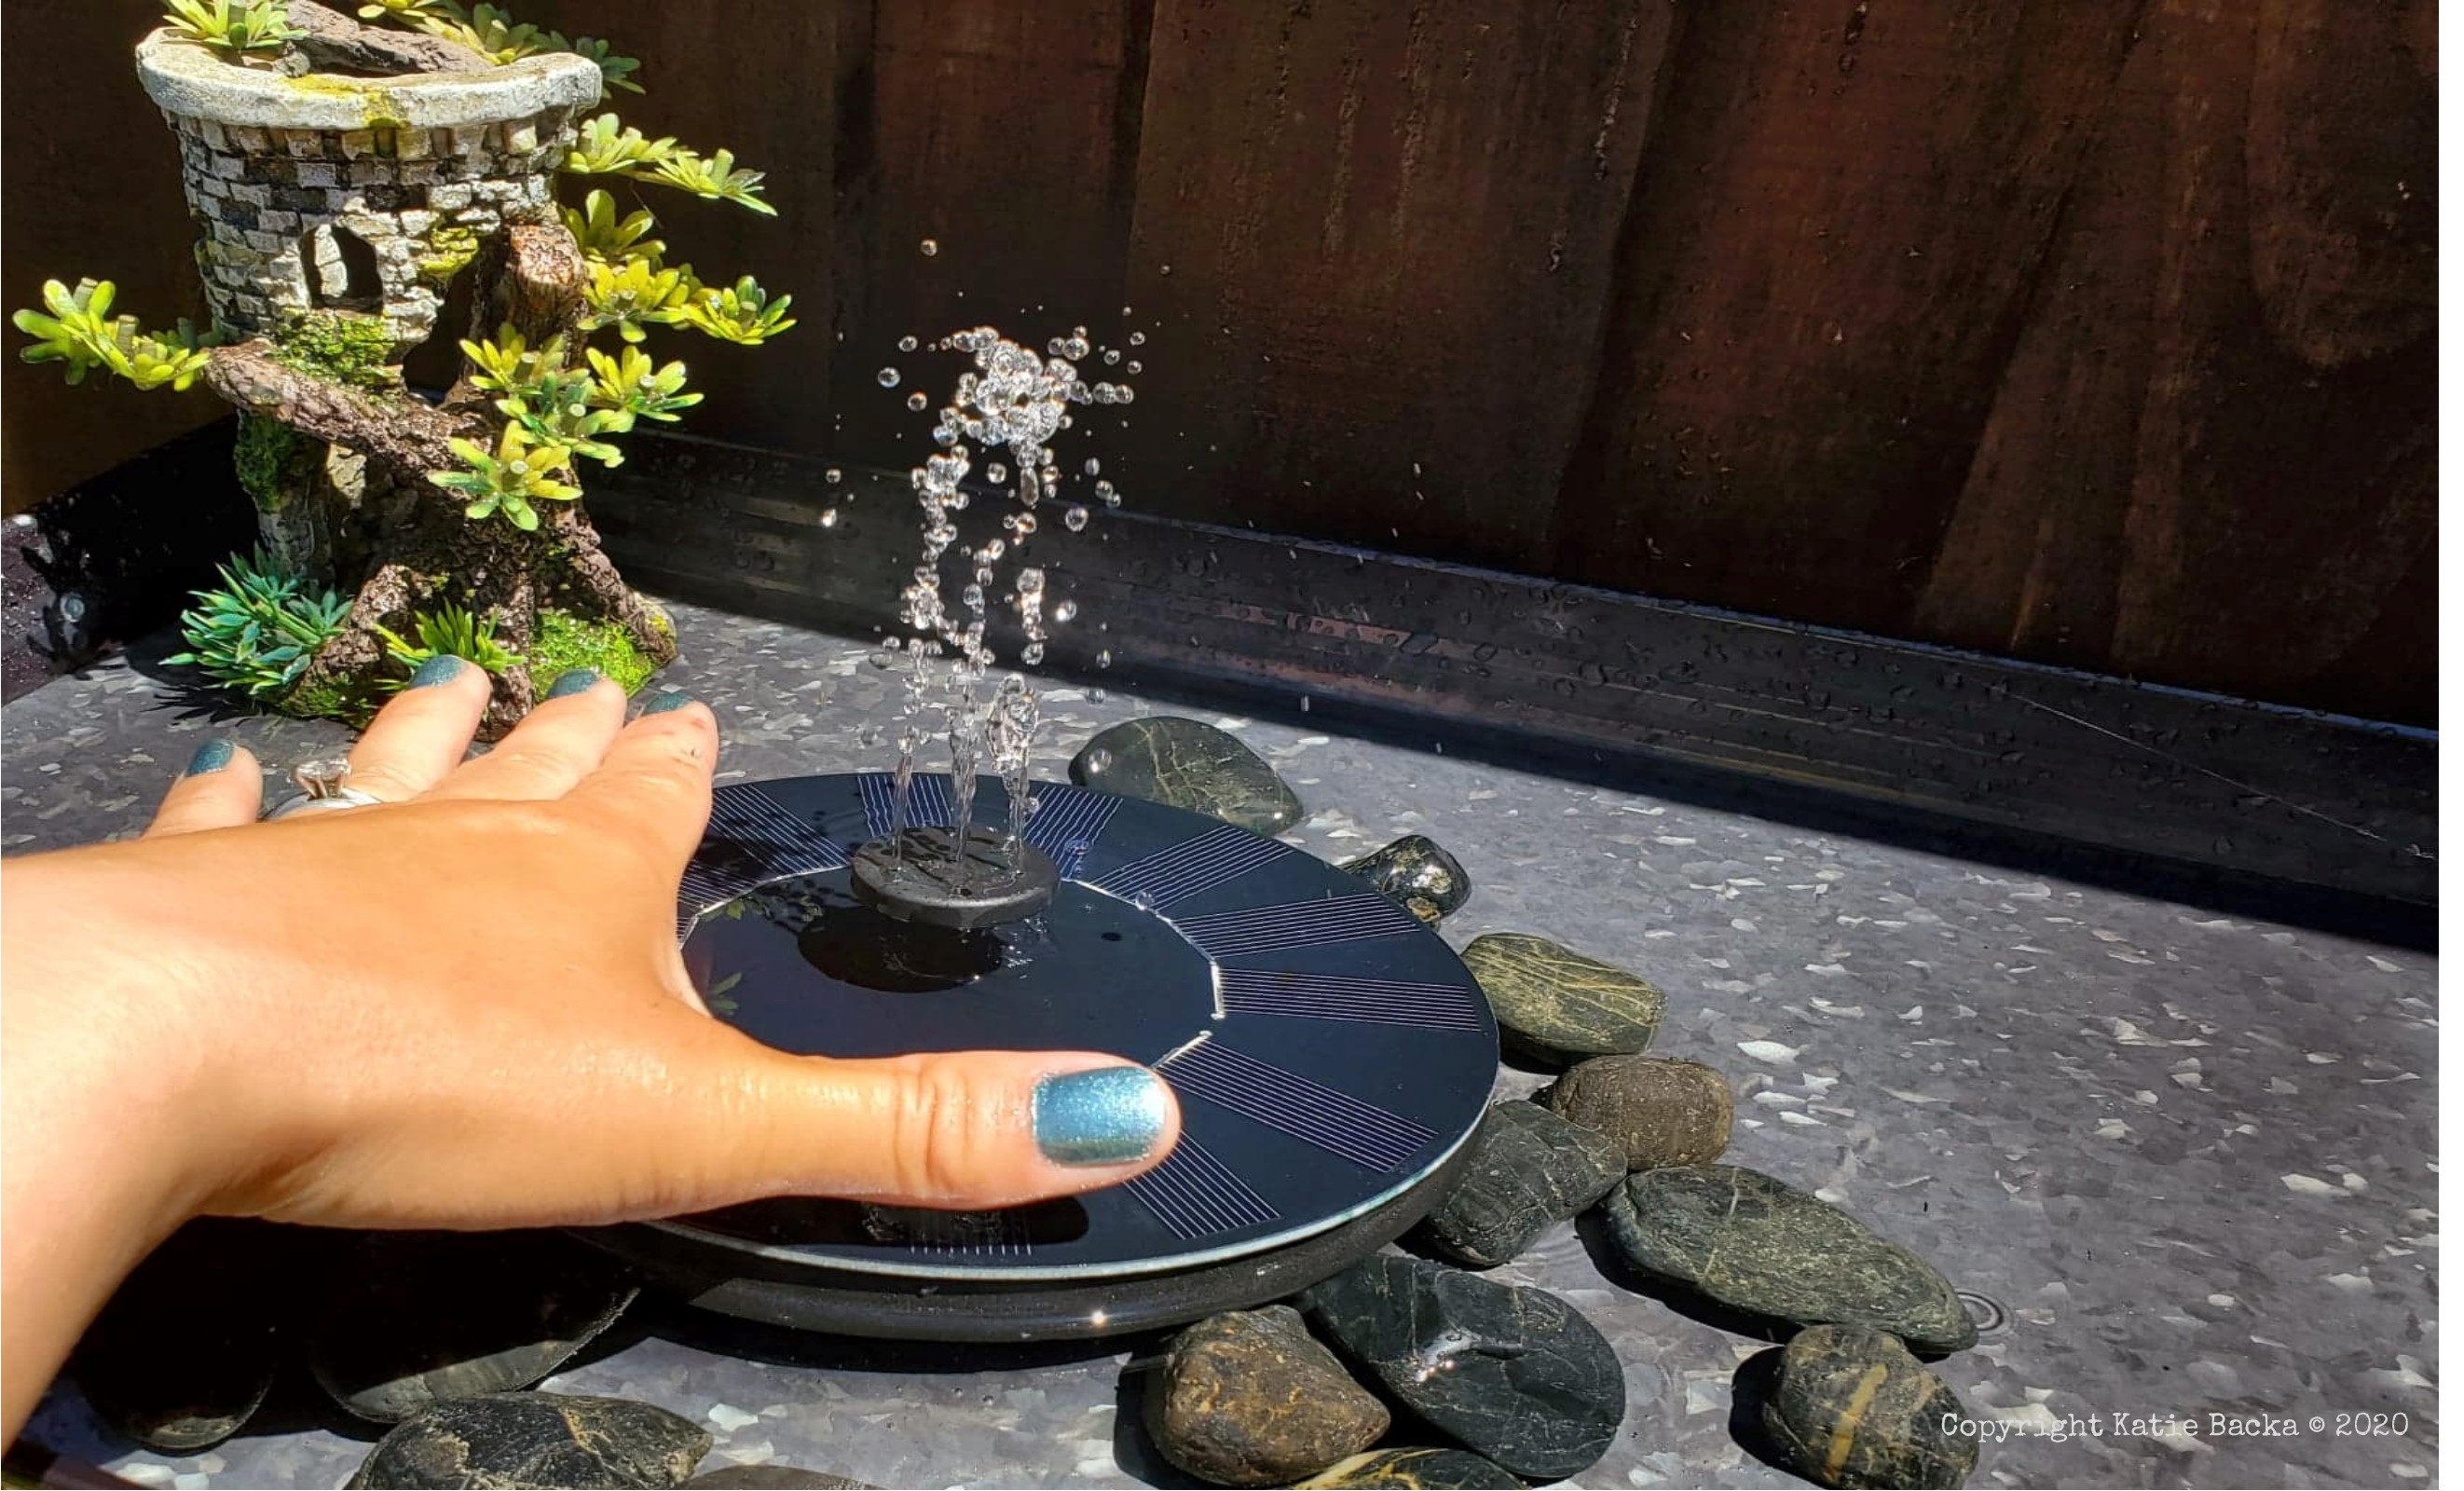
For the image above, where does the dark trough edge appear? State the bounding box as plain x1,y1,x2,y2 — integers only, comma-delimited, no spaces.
586,432,2436,947
5,421,2435,945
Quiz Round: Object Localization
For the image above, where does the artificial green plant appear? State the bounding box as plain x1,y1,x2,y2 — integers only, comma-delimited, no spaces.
14,0,792,735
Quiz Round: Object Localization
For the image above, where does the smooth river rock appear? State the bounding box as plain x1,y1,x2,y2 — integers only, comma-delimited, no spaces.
1145,1305,1389,1486
70,1218,294,1453
1305,1254,1624,1482
1603,1166,1978,1353
1294,1448,1526,1489
1541,1054,1733,1170
1459,933,1663,1062
1761,1326,1981,1488
1341,834,1472,923
347,1392,710,1489
308,1231,639,1423
1417,1100,1626,1267
1070,717,1303,834
683,1469,876,1489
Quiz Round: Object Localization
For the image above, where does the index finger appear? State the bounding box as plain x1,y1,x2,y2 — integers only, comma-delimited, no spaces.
560,691,718,873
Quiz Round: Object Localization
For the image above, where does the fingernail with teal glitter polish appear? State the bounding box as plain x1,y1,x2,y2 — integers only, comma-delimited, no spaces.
545,667,601,699
1034,1067,1170,1167
183,739,236,777
408,654,468,689
641,690,693,716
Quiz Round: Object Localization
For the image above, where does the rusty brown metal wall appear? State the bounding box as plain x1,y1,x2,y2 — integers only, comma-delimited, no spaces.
5,0,2435,723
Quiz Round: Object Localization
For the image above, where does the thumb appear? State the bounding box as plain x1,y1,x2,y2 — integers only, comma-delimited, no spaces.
651,1035,1183,1214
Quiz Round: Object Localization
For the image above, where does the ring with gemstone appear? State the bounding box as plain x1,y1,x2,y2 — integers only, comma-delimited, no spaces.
262,758,383,821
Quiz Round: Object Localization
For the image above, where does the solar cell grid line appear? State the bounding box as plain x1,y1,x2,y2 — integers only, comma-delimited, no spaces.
708,787,849,874
1172,894,1421,958
1093,825,1292,909
858,772,956,842
1120,1135,1279,1240
1216,968,1486,1030
1159,1040,1433,1171
1020,786,1121,877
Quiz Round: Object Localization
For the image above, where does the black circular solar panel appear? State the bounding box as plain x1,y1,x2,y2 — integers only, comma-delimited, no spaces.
624,773,1496,1306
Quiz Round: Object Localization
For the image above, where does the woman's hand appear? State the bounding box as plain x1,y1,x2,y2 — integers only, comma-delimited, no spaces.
0,660,1178,1439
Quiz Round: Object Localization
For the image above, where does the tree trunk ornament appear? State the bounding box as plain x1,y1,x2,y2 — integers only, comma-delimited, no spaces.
13,0,793,736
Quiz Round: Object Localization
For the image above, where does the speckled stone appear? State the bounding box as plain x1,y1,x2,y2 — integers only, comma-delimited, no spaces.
683,1469,875,1489
347,1392,710,1489
1541,1054,1733,1170
1293,1448,1526,1488
1417,1100,1626,1267
1145,1305,1389,1486
1604,1166,1978,1353
1304,1254,1623,1482
1070,717,1303,834
307,1232,639,1423
1459,933,1663,1063
1341,834,1472,923
68,1219,291,1453
1761,1326,1981,1489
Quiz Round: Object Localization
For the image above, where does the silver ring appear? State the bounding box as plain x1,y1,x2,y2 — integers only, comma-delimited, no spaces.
263,758,384,821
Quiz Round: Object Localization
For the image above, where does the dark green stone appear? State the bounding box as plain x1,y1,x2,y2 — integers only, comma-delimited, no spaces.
1070,718,1303,834
71,1218,295,1454
1417,1101,1626,1266
347,1392,710,1489
307,1231,639,1423
1341,835,1471,923
1294,1448,1526,1488
1145,1305,1389,1486
1541,1055,1733,1170
1603,1167,1977,1353
683,1469,875,1489
1460,934,1663,1063
1304,1254,1623,1483
1760,1326,1980,1488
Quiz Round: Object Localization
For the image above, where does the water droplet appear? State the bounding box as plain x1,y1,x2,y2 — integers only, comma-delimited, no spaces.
1299,695,1311,713
987,462,1009,485
897,335,919,352
1158,264,1171,276
1053,597,1077,622
1090,687,1108,703
870,648,896,668
1103,349,1121,364
1084,458,1101,477
1063,505,1089,532
1126,360,1142,375
1129,332,1145,346
1021,642,1046,665
825,467,843,485
1095,649,1113,669
819,508,840,527
877,367,900,388
920,238,938,256
907,391,928,411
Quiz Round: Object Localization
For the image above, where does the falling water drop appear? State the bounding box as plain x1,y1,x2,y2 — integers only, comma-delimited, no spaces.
1126,361,1142,375
1095,649,1113,669
877,367,901,388
920,239,938,256
1128,332,1145,346
819,508,840,527
898,335,919,352
1021,642,1046,665
1063,505,1089,532
825,467,842,485
1052,597,1078,623
987,462,1009,485
907,391,928,411
1103,349,1121,365
1083,458,1101,477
